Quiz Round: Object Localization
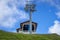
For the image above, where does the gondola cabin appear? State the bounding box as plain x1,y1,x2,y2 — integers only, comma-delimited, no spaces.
16,21,37,34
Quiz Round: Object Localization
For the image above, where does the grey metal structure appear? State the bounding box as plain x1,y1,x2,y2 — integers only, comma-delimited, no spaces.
24,0,36,34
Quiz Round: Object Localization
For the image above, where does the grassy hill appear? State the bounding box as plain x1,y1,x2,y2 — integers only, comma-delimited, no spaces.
0,30,60,40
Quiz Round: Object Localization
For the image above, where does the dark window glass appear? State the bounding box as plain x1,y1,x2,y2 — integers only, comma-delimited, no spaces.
32,25,34,31
23,25,29,31
23,25,35,32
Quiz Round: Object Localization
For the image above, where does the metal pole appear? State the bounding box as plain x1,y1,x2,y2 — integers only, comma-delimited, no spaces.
30,11,32,34
25,0,36,34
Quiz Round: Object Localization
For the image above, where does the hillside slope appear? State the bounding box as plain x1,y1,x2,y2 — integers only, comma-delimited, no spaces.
0,30,60,40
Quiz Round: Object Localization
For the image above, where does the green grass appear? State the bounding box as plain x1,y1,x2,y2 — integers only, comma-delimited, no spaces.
0,30,60,40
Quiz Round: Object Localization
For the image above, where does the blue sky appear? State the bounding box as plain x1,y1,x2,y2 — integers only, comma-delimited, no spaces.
0,0,60,35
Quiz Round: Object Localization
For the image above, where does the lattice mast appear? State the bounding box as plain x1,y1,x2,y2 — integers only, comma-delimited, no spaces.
24,0,36,34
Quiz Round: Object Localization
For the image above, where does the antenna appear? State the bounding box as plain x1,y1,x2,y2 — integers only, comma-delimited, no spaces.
24,0,36,34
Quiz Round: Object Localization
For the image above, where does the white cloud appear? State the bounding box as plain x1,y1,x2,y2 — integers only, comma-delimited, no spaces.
48,20,60,35
1,17,17,28
48,7,60,35
0,0,29,28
